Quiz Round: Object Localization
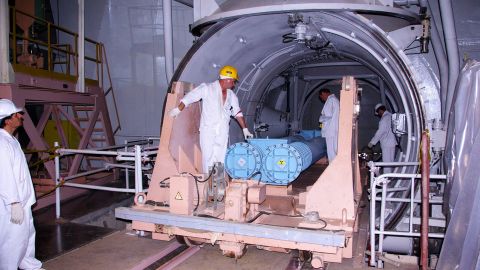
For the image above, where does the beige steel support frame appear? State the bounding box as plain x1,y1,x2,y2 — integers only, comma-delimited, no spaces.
129,76,363,267
146,81,202,204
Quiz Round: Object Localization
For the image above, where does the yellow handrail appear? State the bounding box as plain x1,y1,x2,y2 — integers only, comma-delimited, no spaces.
8,5,103,82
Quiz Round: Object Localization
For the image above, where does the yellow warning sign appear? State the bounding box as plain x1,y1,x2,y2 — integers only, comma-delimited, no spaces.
277,159,286,166
175,192,183,200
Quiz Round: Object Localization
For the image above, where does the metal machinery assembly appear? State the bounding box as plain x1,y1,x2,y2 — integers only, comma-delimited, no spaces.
117,76,362,267
116,0,450,268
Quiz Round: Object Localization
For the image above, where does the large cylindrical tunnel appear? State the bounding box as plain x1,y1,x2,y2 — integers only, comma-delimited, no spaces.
168,4,441,227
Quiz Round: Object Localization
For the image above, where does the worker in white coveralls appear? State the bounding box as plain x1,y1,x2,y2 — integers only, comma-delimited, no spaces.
169,65,254,173
368,103,397,173
318,88,340,162
0,99,44,270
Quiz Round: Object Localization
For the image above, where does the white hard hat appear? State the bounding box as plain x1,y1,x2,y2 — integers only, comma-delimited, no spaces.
0,99,23,120
374,103,385,115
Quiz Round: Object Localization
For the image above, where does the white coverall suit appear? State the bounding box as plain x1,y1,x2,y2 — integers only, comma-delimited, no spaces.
319,94,340,162
369,110,397,173
0,129,42,270
181,80,242,173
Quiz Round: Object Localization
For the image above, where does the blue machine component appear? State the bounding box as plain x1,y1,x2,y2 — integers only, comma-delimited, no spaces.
225,139,287,179
225,137,326,185
296,129,322,140
262,137,327,185
225,142,262,179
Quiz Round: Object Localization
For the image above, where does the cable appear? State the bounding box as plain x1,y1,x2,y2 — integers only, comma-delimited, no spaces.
181,163,218,211
194,213,220,219
159,177,170,184
282,33,296,43
36,178,66,199
247,211,266,223
249,171,262,184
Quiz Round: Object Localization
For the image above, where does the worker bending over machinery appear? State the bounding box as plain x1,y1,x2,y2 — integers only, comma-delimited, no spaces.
169,65,253,173
368,103,397,173
0,99,44,270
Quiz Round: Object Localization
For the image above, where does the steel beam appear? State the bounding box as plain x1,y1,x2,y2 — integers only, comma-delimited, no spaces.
115,207,346,247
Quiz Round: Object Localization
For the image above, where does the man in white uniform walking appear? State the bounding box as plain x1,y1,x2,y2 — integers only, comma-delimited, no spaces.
169,65,254,173
0,99,43,270
368,103,397,173
318,88,340,162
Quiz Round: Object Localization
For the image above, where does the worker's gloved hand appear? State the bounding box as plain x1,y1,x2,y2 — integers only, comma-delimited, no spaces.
169,107,181,118
10,203,24,225
367,143,373,149
242,128,254,139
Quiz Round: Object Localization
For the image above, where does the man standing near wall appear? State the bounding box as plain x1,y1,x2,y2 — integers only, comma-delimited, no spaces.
0,99,43,270
318,88,340,162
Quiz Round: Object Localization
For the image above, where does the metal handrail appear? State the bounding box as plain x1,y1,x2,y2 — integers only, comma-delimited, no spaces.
101,45,121,134
53,142,158,219
9,6,103,81
369,172,447,268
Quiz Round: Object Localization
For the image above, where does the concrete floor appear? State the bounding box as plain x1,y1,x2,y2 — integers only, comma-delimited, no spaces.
43,231,173,270
174,244,293,270
34,172,420,269
41,229,419,270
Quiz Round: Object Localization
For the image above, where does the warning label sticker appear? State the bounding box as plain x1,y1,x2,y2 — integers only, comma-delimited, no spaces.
175,192,183,200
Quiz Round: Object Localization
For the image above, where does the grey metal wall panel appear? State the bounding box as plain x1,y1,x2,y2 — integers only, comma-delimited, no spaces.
438,60,480,270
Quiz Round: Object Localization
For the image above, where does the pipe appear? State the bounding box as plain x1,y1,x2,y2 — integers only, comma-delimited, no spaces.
104,162,151,170
57,148,134,156
426,1,448,119
124,140,130,190
440,0,460,125
376,231,444,238
0,0,14,83
76,0,85,93
420,131,430,270
135,145,143,193
394,0,420,5
63,182,137,193
163,0,174,83
54,142,61,218
63,167,109,181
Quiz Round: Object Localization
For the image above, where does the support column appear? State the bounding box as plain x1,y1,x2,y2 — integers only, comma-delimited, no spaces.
0,0,14,83
163,0,174,83
76,0,85,93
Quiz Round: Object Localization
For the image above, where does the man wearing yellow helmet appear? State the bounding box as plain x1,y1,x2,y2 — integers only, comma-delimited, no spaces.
169,65,253,173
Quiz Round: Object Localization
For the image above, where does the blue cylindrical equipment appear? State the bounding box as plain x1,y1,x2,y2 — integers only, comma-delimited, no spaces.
224,136,326,185
224,142,262,179
262,136,327,185
225,138,287,179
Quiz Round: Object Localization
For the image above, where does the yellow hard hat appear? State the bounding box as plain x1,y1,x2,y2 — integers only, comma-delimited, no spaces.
219,65,239,81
